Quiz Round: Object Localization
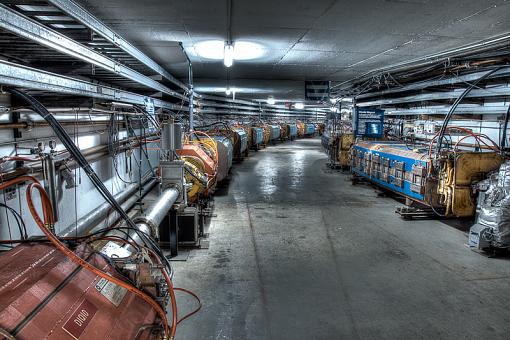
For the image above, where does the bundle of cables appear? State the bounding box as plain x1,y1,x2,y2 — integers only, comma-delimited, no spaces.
6,88,201,339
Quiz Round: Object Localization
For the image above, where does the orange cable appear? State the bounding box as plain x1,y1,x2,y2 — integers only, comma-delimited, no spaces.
24,182,171,338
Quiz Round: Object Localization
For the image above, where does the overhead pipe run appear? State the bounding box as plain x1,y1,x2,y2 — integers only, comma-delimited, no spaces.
332,32,510,92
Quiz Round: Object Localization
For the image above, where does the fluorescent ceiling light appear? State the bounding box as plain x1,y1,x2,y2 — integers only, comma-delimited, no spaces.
193,40,266,62
224,43,234,68
294,103,305,110
194,86,265,94
267,97,276,105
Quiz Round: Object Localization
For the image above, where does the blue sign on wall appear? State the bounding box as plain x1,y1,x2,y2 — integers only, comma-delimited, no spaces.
354,108,384,138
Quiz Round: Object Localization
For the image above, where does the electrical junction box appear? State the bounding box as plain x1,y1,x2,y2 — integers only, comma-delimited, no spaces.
424,121,438,134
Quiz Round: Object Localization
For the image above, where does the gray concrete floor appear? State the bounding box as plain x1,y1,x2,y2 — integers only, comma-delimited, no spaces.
173,138,510,340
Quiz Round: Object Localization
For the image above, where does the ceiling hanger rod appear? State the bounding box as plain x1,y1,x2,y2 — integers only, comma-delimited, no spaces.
227,0,232,44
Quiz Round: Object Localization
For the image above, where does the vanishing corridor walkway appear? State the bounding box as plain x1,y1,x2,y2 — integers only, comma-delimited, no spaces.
174,138,510,340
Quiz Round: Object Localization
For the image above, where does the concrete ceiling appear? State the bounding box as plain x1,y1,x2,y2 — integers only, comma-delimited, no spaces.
77,0,510,100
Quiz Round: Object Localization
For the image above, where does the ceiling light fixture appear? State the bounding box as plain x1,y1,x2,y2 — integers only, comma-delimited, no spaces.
225,87,232,96
224,43,234,68
191,40,267,62
294,102,305,110
267,97,276,105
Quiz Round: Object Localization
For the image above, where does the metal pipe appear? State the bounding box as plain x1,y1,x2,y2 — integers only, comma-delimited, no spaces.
119,186,179,252
60,175,156,237
133,187,179,233
42,153,59,223
0,120,123,129
180,42,194,131
189,86,194,131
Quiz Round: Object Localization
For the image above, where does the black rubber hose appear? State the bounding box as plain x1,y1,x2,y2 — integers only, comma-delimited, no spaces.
501,103,510,152
7,88,173,277
436,67,503,156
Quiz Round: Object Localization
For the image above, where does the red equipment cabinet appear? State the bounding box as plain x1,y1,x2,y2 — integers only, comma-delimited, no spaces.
0,243,160,339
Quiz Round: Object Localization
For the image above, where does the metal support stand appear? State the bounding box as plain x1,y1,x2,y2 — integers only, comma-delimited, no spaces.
395,206,437,220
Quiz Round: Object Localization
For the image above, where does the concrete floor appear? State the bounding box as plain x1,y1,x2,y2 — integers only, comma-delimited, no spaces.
173,138,510,340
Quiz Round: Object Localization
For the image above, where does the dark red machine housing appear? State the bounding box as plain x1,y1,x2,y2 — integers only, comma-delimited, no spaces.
0,243,159,339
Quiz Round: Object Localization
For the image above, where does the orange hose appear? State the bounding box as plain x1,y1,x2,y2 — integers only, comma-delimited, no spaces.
174,287,202,325
428,125,500,158
454,134,499,151
25,182,171,338
0,175,40,189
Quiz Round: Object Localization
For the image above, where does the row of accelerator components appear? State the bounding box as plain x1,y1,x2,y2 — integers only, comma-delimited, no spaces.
323,126,510,251
0,119,321,337
163,121,321,247
229,121,320,152
0,88,324,340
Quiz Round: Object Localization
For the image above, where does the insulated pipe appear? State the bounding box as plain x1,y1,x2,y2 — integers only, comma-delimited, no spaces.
123,186,180,253
60,176,155,237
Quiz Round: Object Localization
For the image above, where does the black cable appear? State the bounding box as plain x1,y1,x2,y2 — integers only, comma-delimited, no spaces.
109,113,135,184
436,66,503,156
7,88,173,279
0,202,27,239
133,105,160,132
126,116,156,178
501,102,510,152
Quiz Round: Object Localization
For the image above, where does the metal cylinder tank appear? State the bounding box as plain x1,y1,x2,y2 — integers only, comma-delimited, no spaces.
232,128,248,159
270,125,280,140
304,123,316,135
251,127,263,148
287,124,297,138
213,135,233,182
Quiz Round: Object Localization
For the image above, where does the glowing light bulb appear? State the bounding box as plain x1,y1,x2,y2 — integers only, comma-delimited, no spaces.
225,87,232,96
267,97,276,105
224,43,234,68
294,102,305,110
